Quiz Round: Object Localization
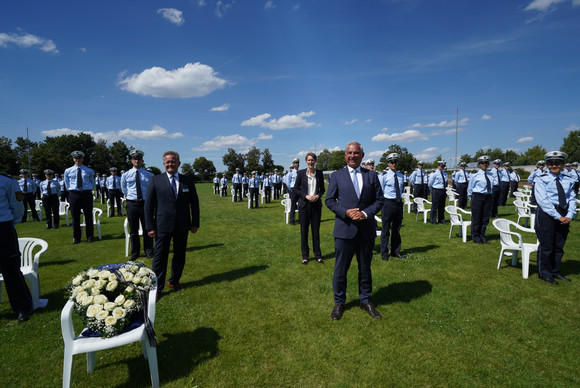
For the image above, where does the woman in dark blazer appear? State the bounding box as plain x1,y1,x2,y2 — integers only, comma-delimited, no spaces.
293,152,325,264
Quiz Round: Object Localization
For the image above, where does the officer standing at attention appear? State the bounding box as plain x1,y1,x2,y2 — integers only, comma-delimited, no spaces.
272,169,282,200
40,169,61,229
0,173,33,322
534,151,577,284
220,174,228,197
232,168,243,202
248,171,260,209
409,161,426,213
509,166,520,198
453,162,470,209
64,151,95,244
263,173,272,204
106,167,122,217
467,156,494,244
121,150,154,259
380,153,406,260
489,159,502,217
32,173,41,200
242,172,249,198
499,162,511,206
287,158,300,225
213,173,220,194
527,160,545,205
18,169,40,223
570,162,579,195
428,161,448,224
98,173,107,204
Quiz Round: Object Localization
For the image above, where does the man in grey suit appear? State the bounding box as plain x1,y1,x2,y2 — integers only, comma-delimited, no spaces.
325,142,384,320
145,151,200,300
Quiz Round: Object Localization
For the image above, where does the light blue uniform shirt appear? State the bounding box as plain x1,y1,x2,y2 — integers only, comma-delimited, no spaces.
382,169,405,199
272,173,281,184
509,171,520,182
64,164,95,191
527,168,544,184
0,175,24,224
409,168,426,185
467,170,495,198
213,177,219,184
232,173,242,184
18,178,37,194
249,177,259,188
121,167,153,200
453,169,470,184
105,175,121,190
490,167,501,187
534,172,577,219
263,176,272,187
220,177,228,186
288,169,298,189
40,179,61,196
499,168,510,183
428,169,448,190
242,176,249,185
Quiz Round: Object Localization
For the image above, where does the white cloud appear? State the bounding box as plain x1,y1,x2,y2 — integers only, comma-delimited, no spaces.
430,127,463,136
365,119,372,123
194,133,270,151
524,0,567,11
410,118,469,128
0,31,58,53
415,147,440,161
215,1,233,18
41,125,183,142
157,8,185,25
197,0,207,6
371,129,429,143
241,111,319,130
257,132,273,140
516,136,534,143
343,119,358,126
118,62,228,98
481,114,491,120
210,103,230,112
367,150,388,158
564,124,580,132
265,1,276,10
293,4,300,11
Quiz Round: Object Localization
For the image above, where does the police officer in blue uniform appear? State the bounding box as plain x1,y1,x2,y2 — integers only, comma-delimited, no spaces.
32,173,41,200
18,169,40,223
409,161,426,213
232,168,243,202
220,174,228,197
534,151,577,284
499,162,511,206
570,162,580,195
0,173,33,322
248,171,260,209
490,159,502,217
40,169,61,229
287,159,299,225
213,173,220,194
467,156,494,244
428,161,448,224
64,151,95,244
106,167,122,217
453,162,470,209
272,169,282,200
121,150,154,259
509,167,520,198
242,172,249,198
527,160,545,205
380,153,406,260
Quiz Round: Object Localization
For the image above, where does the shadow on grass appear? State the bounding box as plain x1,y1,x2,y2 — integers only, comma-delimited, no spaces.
406,244,439,254
186,243,224,252
183,265,269,288
564,259,580,275
342,280,432,312
40,259,75,267
35,287,68,314
111,327,221,388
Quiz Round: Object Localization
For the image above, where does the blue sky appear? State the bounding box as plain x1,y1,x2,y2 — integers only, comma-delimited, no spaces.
1,0,579,171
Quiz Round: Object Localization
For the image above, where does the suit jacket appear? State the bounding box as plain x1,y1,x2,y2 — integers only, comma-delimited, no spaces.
145,173,200,234
293,168,325,209
325,166,384,240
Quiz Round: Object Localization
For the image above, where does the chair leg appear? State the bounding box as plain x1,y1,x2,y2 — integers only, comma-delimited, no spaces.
27,274,40,310
62,348,74,388
143,340,160,388
448,224,453,239
87,351,96,372
522,250,530,279
461,224,467,243
497,249,505,269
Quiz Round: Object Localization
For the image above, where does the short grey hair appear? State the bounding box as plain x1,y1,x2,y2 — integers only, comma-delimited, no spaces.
163,151,180,161
345,141,363,153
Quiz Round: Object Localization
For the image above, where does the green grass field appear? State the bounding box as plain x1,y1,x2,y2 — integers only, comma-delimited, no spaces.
1,183,579,387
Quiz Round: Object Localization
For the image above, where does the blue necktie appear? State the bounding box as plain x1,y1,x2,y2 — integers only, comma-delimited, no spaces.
136,170,143,201
77,168,83,190
352,169,360,198
555,176,566,209
171,175,178,198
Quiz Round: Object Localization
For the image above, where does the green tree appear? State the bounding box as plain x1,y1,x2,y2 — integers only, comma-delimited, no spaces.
518,145,547,165
91,139,112,176
560,130,580,162
14,137,39,173
0,137,18,176
245,146,262,174
193,157,216,181
222,148,245,177
109,141,131,171
261,148,275,172
503,150,519,165
459,153,471,164
180,163,195,176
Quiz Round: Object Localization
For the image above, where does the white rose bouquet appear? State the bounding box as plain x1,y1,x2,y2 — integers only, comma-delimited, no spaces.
66,261,156,338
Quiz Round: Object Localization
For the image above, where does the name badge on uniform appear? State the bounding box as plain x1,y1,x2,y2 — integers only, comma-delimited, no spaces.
182,186,189,193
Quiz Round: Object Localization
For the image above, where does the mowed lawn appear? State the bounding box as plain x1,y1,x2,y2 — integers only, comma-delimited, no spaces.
1,183,579,387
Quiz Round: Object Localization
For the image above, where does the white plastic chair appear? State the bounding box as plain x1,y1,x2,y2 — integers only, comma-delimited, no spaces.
402,192,414,213
80,208,103,240
445,206,471,243
513,200,531,227
124,217,145,257
281,199,297,223
231,187,236,202
446,189,458,207
107,197,125,218
374,215,382,237
0,238,48,310
59,201,70,226
492,218,539,279
61,273,159,388
413,197,431,223
34,199,44,220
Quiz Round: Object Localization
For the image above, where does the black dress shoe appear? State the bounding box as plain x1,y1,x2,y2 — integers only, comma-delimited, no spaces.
72,240,80,245
360,303,382,319
46,225,52,229
382,255,389,261
554,275,572,282
541,276,558,285
391,253,406,259
330,304,344,321
17,311,31,323
87,237,94,243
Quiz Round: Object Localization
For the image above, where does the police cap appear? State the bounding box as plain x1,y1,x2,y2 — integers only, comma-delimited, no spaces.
71,151,85,158
477,155,490,164
19,169,29,174
386,153,400,162
110,167,117,172
544,151,567,163
44,169,54,175
129,149,144,159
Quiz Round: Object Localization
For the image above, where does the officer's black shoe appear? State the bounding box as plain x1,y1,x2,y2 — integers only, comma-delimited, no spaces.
554,275,572,282
382,255,389,261
540,276,558,285
87,237,94,243
391,253,407,259
17,311,31,323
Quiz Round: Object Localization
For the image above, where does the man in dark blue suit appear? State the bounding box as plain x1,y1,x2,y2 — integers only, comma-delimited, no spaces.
145,151,200,300
325,142,384,320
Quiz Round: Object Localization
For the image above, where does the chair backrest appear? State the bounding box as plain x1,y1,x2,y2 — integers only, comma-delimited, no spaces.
402,192,413,204
18,238,48,271
414,198,425,211
513,200,529,216
59,201,69,213
445,205,461,223
492,218,519,247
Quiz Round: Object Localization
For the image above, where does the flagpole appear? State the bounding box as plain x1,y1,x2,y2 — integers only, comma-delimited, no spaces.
455,108,458,168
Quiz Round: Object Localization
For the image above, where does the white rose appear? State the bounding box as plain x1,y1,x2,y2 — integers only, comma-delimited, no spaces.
114,295,125,305
104,302,116,311
81,295,94,306
87,269,99,278
129,265,139,273
132,276,141,285
125,286,134,294
93,294,108,305
86,304,103,318
141,277,152,286
95,279,107,289
123,299,136,309
138,267,149,276
96,310,109,321
71,286,84,297
106,281,118,292
123,272,134,282
90,287,101,296
82,279,95,289
105,316,118,327
108,274,117,282
75,291,88,303
112,307,127,319
72,275,84,286
98,270,111,279
119,268,127,274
